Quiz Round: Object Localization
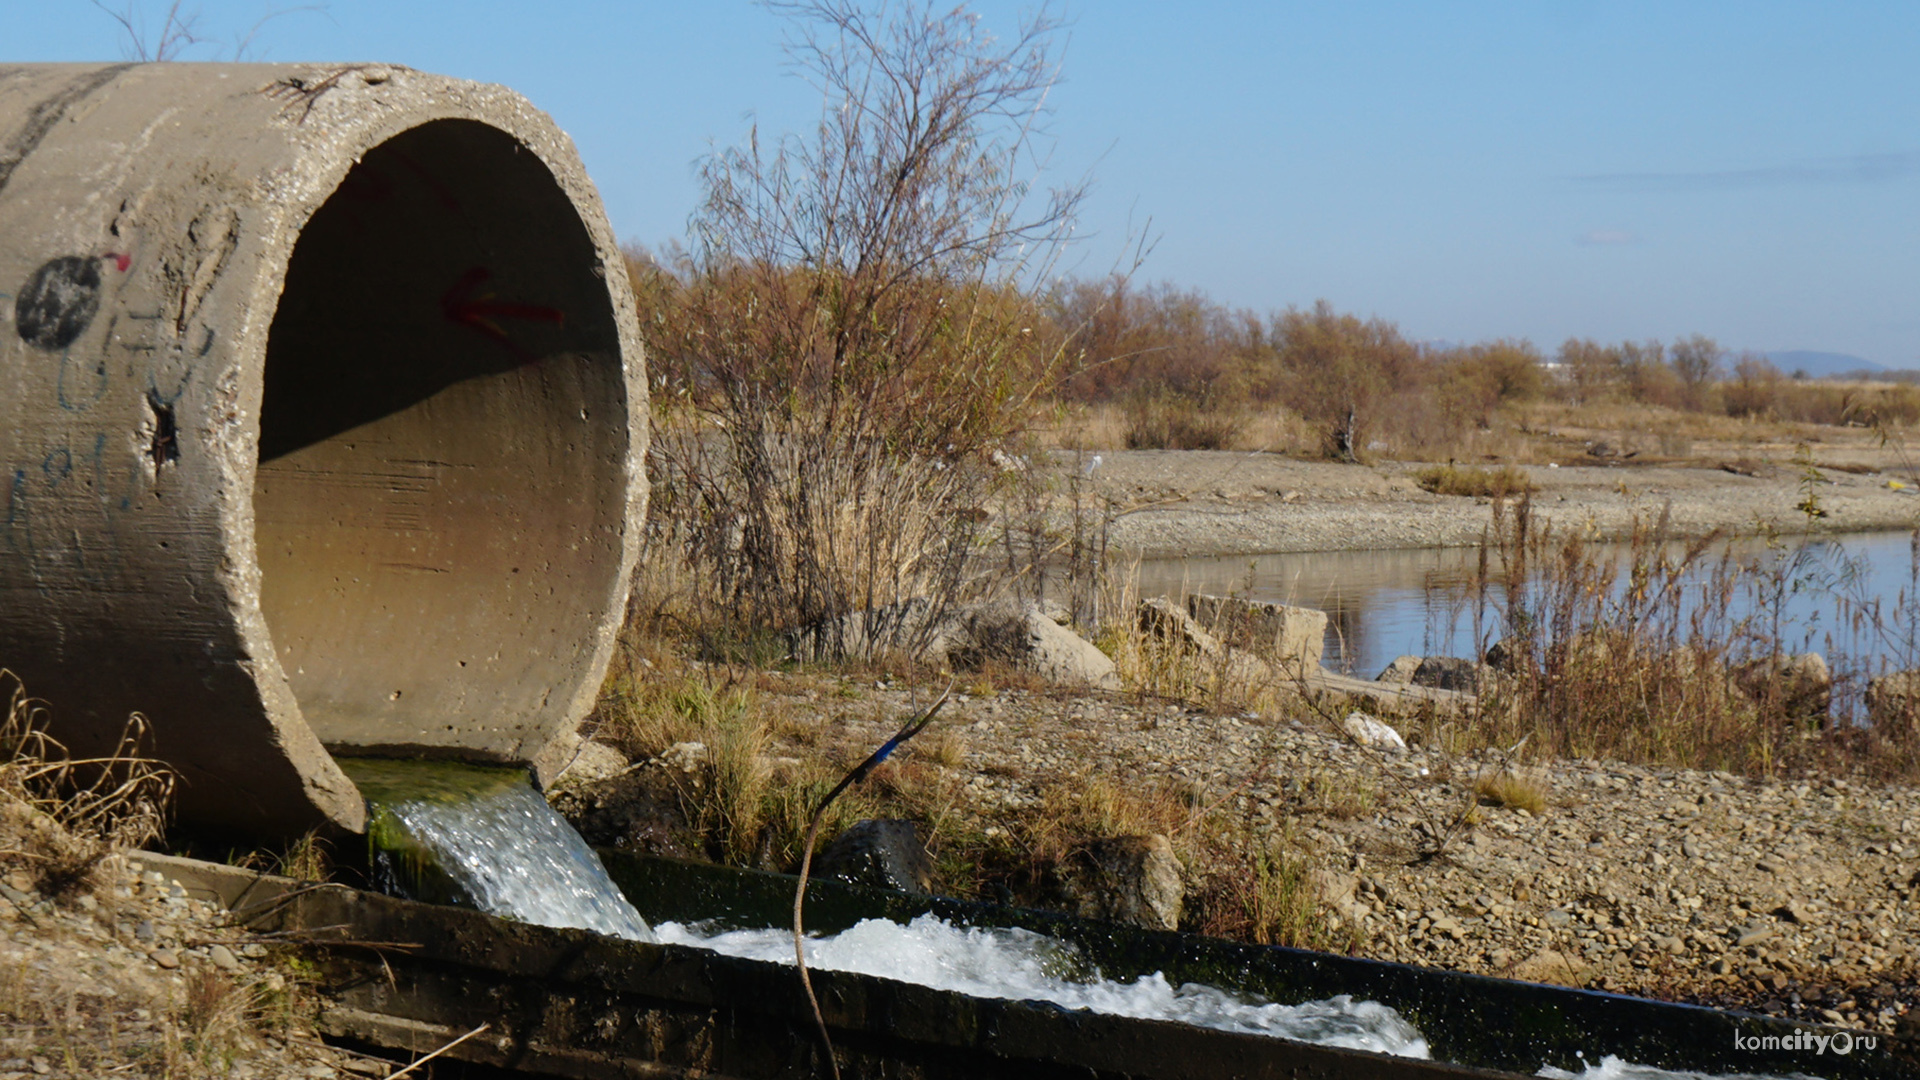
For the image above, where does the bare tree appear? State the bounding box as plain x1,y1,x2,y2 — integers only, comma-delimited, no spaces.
92,1,327,61
92,0,207,61
644,1,1087,651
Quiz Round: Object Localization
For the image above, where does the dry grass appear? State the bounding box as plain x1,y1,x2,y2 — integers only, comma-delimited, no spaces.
1457,501,1920,781
1472,771,1548,814
0,671,172,898
1414,463,1536,498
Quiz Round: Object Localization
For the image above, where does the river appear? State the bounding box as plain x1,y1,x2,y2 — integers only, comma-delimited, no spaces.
1133,528,1920,680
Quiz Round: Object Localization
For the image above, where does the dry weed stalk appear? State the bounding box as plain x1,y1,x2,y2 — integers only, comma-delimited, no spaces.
0,670,173,896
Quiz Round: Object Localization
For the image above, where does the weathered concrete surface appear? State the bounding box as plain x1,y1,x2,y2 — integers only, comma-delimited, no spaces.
0,64,648,835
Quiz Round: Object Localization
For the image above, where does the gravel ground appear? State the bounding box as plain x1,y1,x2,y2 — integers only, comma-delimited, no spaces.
1066,451,1920,558
0,857,387,1079
716,673,1920,1037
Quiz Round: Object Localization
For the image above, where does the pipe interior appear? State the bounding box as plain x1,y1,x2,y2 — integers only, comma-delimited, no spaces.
253,118,628,757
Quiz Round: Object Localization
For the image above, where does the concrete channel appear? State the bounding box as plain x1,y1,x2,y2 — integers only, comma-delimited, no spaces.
0,64,648,836
145,850,1914,1080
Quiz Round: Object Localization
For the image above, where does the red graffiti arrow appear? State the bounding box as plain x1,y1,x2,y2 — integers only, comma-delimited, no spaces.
440,266,564,360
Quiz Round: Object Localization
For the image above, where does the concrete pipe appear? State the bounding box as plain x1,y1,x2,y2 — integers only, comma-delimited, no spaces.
0,64,648,836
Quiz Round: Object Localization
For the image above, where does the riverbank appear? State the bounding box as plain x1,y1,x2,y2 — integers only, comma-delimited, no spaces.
1071,450,1920,558
570,664,1920,1038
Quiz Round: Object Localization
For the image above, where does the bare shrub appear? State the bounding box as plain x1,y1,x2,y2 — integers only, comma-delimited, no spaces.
1121,389,1239,450
636,0,1086,656
1271,301,1422,461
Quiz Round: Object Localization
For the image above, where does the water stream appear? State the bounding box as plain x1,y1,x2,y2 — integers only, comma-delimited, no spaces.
344,759,1822,1080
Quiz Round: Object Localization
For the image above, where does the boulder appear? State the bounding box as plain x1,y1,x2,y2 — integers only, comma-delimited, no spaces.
1375,655,1422,684
948,602,1121,690
1731,652,1832,725
550,740,631,787
1058,834,1184,931
793,598,1119,690
1411,656,1487,693
1137,597,1223,658
1187,596,1327,675
1868,669,1920,732
814,819,932,894
1483,638,1524,673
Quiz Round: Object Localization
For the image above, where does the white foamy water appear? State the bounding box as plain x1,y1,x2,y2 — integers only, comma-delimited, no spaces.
360,771,655,942
354,764,1815,1077
1537,1054,1825,1080
656,913,1431,1058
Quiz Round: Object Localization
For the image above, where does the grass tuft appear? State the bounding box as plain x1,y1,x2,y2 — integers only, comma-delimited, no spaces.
1414,463,1537,498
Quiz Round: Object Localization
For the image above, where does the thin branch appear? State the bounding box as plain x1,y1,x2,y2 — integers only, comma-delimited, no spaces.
793,681,953,1080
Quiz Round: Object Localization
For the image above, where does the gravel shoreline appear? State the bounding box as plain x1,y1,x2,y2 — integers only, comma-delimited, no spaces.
1063,451,1920,559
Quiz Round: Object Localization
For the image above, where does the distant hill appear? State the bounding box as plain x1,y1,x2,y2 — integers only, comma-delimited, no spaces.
1763,350,1892,379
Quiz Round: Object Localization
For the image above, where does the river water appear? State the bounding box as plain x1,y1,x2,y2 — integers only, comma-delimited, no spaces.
1133,528,1920,681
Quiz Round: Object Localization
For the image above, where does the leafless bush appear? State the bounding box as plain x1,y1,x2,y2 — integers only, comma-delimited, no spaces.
636,1,1084,654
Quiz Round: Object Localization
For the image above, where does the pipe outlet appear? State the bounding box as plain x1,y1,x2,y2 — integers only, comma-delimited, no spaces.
0,63,648,836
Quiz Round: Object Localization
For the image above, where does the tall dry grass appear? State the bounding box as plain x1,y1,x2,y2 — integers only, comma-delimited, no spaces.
0,671,173,897
1451,501,1920,780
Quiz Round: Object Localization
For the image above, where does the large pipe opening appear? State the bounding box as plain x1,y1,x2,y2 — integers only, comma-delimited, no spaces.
253,118,631,761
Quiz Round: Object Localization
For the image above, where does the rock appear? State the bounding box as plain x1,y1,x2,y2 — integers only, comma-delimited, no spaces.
1308,868,1358,906
1510,948,1588,986
1866,669,1920,732
1411,657,1487,693
1341,711,1407,751
1484,638,1524,673
1731,652,1831,725
1774,901,1819,925
148,947,180,970
1137,597,1222,658
1375,656,1422,684
948,602,1121,689
798,598,1119,689
657,742,708,773
814,819,932,894
1186,595,1327,674
1734,923,1775,947
1060,834,1184,931
792,598,1118,689
554,740,631,786
208,944,239,970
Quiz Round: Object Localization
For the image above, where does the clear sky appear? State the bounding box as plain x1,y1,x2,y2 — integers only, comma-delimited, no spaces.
8,1,1919,367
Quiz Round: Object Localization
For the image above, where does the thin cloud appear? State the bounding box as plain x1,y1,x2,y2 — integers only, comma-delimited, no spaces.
1571,151,1920,192
1576,229,1638,246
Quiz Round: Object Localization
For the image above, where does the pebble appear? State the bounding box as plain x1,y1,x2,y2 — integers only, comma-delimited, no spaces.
147,947,180,970
209,943,239,970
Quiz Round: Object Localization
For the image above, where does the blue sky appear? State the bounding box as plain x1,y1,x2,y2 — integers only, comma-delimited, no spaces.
9,1,1919,367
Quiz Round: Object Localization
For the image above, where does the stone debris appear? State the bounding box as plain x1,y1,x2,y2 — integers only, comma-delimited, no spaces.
0,856,377,1077
1341,711,1408,751
1058,834,1184,932
736,673,1920,1034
